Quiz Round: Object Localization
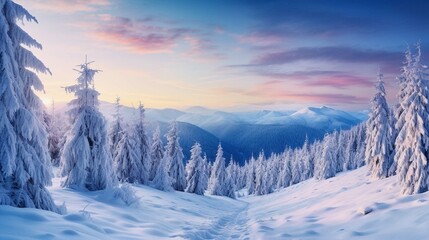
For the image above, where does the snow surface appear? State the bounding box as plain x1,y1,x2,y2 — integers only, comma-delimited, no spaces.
1,167,428,239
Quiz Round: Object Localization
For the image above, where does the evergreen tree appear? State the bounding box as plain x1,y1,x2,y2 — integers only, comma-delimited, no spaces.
165,122,186,191
133,103,150,184
365,73,394,179
277,150,292,189
224,168,236,199
60,58,116,191
0,0,61,212
150,126,163,181
314,134,337,180
291,149,303,184
152,155,173,192
109,96,124,159
114,129,142,183
255,152,269,195
201,153,210,190
246,156,256,194
208,144,227,196
46,102,61,167
301,136,314,180
185,142,206,195
396,46,429,194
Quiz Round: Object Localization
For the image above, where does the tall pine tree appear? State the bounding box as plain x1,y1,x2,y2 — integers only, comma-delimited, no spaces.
365,73,394,179
60,58,116,191
165,122,186,191
395,45,429,194
0,0,61,213
185,142,206,195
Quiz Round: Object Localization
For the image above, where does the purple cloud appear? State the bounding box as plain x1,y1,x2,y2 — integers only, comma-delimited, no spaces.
253,46,402,67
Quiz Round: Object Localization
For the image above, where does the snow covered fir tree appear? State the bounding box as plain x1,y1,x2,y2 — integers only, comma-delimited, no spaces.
109,97,124,159
165,122,186,191
365,73,395,179
0,0,62,213
60,58,116,191
185,142,206,195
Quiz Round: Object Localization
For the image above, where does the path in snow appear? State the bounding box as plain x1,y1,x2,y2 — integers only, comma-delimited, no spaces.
183,200,250,240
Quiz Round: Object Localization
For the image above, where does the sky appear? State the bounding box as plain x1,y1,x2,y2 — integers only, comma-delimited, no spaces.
15,0,429,111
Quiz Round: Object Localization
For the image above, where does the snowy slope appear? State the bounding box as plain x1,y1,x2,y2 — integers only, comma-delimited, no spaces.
2,167,428,239
245,167,429,239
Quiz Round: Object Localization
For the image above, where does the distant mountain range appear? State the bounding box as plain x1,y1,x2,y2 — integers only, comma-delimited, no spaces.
97,102,367,164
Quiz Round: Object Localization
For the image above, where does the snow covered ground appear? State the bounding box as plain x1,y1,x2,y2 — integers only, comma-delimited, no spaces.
1,167,428,239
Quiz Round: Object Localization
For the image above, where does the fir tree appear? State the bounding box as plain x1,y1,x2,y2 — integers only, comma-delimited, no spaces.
277,149,292,188
114,129,142,183
0,0,61,213
133,102,150,184
60,58,116,191
185,142,206,195
109,96,124,159
246,156,256,194
152,155,173,192
207,144,227,196
396,45,429,194
314,134,337,180
365,73,394,179
150,126,163,181
46,102,61,167
165,122,186,191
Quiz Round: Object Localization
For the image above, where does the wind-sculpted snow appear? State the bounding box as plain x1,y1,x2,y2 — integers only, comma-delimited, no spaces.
2,167,429,239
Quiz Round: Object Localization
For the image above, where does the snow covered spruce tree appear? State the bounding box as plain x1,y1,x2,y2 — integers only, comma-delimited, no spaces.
208,144,227,195
207,143,236,198
395,46,429,195
133,102,150,184
0,0,62,213
152,155,173,191
60,58,116,191
114,129,142,183
185,142,206,195
109,96,124,159
165,122,186,191
314,133,337,180
45,102,62,167
365,73,394,179
277,149,292,188
255,152,271,195
150,126,163,181
246,156,256,194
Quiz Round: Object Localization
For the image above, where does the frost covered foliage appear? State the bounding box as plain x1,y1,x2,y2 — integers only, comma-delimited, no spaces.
45,107,62,167
109,97,124,159
395,45,429,195
0,0,62,213
60,59,116,191
314,134,337,180
185,142,206,195
133,103,150,184
114,129,141,183
150,126,163,181
152,155,173,192
165,122,186,191
365,73,395,179
246,156,256,194
113,183,140,207
207,144,235,198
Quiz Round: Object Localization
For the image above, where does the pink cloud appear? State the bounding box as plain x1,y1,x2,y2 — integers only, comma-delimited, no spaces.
85,14,222,57
88,15,193,53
